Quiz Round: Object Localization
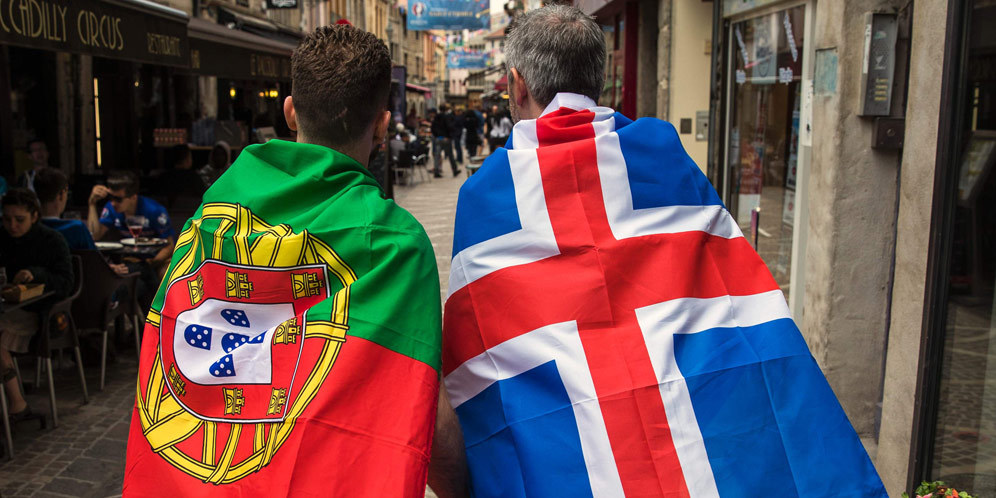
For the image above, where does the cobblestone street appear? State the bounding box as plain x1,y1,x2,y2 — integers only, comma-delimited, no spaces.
0,170,466,498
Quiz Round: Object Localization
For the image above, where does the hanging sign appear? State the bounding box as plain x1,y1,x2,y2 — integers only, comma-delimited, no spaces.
407,0,489,31
446,50,488,69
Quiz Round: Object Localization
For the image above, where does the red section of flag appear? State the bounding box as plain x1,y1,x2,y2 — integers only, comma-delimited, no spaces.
125,334,437,497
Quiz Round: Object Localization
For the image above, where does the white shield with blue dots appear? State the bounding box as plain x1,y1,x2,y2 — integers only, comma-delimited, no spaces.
173,299,295,385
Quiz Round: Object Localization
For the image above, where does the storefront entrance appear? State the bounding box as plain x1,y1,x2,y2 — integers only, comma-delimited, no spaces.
922,0,996,493
721,3,808,306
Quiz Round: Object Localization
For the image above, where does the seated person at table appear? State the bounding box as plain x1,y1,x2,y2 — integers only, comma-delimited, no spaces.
34,167,95,251
86,170,175,275
0,188,73,418
35,167,130,275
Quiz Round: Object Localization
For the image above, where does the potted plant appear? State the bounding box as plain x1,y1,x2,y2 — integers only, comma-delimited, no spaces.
902,480,979,498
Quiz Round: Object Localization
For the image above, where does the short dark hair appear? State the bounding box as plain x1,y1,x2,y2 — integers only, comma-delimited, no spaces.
2,187,40,216
107,170,140,197
33,167,68,204
291,25,391,147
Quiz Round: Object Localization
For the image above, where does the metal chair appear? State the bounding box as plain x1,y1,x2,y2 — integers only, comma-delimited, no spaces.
70,250,140,391
27,255,88,428
390,138,417,186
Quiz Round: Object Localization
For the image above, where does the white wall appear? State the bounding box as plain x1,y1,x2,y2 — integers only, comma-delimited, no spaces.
668,0,712,171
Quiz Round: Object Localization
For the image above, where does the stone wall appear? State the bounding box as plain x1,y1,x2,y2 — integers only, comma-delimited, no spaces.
802,0,906,448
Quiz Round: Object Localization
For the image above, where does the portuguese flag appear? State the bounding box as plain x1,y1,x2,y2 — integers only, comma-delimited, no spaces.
123,140,442,497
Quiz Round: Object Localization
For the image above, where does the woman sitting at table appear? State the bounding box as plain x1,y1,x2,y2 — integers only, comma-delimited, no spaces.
0,188,72,419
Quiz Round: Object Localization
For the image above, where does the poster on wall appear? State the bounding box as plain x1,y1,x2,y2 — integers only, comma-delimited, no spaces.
407,0,489,31
446,50,489,69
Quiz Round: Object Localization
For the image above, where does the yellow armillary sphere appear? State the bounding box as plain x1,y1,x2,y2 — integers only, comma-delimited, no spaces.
136,203,356,484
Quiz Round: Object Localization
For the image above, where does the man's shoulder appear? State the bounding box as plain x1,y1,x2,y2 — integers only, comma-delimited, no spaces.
342,187,429,241
138,196,168,213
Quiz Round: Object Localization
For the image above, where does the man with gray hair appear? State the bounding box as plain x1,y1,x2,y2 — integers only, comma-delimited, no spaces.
441,5,886,497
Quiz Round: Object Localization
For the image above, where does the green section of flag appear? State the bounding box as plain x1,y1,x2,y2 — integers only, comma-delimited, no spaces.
152,139,442,370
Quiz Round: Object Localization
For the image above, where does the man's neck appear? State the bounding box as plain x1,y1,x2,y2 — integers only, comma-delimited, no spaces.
295,135,370,168
40,203,61,219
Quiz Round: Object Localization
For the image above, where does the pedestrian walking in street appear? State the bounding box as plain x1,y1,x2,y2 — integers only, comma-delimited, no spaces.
431,104,460,177
441,5,887,497
123,24,466,498
448,107,465,165
487,109,512,152
462,108,481,160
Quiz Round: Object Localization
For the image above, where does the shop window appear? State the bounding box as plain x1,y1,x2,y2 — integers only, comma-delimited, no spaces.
928,1,996,494
724,5,806,300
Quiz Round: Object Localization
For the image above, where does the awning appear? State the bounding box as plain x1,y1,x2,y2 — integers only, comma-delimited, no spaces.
188,18,294,81
494,74,508,91
0,0,189,66
405,83,432,95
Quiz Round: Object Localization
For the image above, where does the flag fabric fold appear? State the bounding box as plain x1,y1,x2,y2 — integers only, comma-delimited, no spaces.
442,93,887,497
124,139,441,497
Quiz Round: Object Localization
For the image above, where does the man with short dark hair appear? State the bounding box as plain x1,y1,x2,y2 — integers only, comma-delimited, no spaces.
86,170,175,274
442,5,886,497
124,25,466,498
34,167,96,251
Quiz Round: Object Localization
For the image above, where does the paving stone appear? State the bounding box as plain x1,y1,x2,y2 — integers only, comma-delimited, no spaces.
56,457,116,483
41,477,92,495
83,439,127,462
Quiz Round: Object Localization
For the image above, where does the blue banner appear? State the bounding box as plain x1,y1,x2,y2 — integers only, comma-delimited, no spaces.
447,51,489,69
407,0,490,31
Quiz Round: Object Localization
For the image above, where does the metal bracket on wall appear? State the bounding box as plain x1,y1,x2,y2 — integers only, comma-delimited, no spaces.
871,117,905,150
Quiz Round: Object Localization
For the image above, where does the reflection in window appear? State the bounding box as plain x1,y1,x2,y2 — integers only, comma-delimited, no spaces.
725,6,805,300
930,3,996,494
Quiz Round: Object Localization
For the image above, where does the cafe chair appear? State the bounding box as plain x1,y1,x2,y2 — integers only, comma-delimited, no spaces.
25,255,87,429
71,250,140,391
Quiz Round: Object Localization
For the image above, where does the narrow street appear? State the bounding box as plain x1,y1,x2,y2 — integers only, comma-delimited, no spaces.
0,172,466,498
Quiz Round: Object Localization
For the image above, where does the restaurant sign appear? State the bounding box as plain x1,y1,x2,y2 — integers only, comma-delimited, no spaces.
0,0,188,66
190,38,291,81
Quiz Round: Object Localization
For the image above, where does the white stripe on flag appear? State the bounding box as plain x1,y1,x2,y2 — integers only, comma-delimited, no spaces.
444,321,625,497
594,132,743,241
634,290,791,498
448,138,559,297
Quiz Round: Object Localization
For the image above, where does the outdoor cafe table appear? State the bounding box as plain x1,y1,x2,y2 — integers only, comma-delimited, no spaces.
0,291,56,314
96,241,168,262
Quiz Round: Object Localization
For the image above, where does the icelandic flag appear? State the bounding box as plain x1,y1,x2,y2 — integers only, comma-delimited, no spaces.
442,93,887,497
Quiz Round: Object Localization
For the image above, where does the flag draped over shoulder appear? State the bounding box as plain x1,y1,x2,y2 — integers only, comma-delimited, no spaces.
124,140,441,497
442,93,887,497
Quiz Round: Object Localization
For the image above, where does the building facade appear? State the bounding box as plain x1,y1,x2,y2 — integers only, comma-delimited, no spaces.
572,0,996,494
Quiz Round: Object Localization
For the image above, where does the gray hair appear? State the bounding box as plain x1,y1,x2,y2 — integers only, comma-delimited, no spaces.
504,5,606,108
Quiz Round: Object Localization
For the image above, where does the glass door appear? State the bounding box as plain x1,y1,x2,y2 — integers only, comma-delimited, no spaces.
927,0,996,493
723,4,806,301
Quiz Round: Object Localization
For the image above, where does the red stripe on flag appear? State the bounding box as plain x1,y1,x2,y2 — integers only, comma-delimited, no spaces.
537,109,688,496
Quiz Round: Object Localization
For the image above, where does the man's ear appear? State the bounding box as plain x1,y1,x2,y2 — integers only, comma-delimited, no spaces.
510,68,529,107
372,110,392,144
283,96,298,132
